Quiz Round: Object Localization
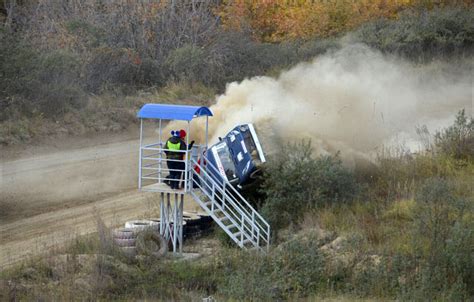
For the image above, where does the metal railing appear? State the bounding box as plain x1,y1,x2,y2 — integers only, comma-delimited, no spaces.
139,142,202,192
138,140,270,250
189,156,270,250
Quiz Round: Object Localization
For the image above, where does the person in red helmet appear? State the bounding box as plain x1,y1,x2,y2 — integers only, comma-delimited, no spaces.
164,129,194,189
174,129,194,188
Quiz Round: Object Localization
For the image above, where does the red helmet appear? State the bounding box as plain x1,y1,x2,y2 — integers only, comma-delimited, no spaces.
179,129,186,138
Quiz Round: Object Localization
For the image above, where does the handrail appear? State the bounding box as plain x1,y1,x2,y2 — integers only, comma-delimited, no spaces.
191,158,270,247
193,157,270,235
192,168,246,225
194,158,270,242
191,170,259,246
199,156,267,223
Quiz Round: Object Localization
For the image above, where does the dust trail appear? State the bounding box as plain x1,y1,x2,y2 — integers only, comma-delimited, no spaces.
168,44,473,163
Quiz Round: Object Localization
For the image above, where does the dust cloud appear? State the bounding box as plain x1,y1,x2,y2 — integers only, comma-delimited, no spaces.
172,44,472,164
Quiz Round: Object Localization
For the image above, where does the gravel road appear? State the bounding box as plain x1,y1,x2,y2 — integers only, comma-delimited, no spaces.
0,136,200,269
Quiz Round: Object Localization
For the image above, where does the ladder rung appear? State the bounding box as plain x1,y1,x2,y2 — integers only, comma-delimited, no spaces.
242,239,252,245
226,224,238,230
233,231,242,237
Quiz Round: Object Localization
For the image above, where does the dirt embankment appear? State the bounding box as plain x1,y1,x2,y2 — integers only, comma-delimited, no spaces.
0,132,200,269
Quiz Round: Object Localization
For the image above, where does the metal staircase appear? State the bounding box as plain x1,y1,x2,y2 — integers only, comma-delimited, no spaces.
137,103,270,253
188,157,270,251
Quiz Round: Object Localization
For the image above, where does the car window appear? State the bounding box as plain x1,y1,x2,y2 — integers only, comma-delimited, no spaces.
216,142,237,180
242,129,260,162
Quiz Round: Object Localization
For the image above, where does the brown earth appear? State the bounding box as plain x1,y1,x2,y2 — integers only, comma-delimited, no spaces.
0,132,200,270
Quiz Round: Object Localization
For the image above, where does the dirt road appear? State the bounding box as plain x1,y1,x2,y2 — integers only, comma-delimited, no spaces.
0,136,200,270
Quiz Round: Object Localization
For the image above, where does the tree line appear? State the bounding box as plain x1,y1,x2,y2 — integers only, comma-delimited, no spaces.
0,1,472,143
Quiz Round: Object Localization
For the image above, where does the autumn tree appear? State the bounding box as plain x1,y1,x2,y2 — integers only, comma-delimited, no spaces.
218,0,472,42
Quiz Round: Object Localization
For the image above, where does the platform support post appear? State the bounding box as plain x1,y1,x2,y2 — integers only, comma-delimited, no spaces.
159,192,184,254
179,194,184,254
138,119,143,189
159,192,164,235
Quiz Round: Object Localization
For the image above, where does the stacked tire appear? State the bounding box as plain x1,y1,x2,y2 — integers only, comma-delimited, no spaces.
113,220,167,259
112,213,213,258
183,212,213,239
113,228,139,258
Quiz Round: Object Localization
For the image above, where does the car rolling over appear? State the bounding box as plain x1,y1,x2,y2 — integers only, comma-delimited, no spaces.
197,123,266,189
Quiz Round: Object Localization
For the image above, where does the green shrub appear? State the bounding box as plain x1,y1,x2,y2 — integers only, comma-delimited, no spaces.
261,140,357,232
165,44,207,83
365,147,471,202
409,177,473,300
85,47,142,93
218,234,325,300
342,177,473,300
435,109,474,161
353,7,474,61
65,19,105,48
0,32,39,120
0,30,85,118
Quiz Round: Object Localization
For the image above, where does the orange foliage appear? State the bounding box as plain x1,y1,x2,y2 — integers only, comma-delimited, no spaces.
218,0,472,42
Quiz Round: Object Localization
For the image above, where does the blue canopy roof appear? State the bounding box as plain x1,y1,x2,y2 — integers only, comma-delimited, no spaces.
137,104,213,121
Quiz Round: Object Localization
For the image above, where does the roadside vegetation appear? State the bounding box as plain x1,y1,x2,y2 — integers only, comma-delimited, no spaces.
1,110,472,301
1,1,473,145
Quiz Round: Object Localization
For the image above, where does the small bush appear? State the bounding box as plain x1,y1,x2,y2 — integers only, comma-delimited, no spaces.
165,44,207,84
218,234,325,300
435,109,474,161
409,177,473,300
85,47,142,93
261,140,357,232
0,31,85,118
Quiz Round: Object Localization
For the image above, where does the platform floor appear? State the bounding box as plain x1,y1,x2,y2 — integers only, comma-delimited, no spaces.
141,182,187,193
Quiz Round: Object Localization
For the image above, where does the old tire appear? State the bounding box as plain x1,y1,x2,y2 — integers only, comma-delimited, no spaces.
114,238,136,247
124,220,153,230
184,225,201,238
113,228,138,239
136,230,168,258
148,218,161,231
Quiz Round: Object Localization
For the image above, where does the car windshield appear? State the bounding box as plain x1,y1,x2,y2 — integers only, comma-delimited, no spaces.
215,142,237,180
